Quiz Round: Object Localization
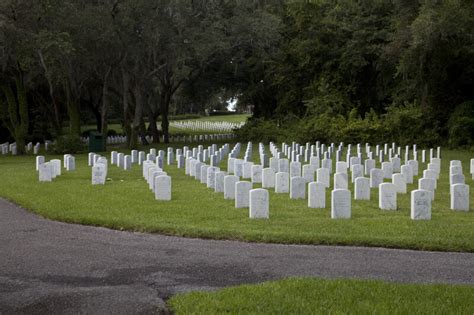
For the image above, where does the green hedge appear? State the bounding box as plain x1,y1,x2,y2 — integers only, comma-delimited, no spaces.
235,105,456,147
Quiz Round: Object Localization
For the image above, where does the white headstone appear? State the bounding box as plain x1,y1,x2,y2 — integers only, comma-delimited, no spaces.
450,184,469,211
224,175,239,200
124,155,131,171
449,165,463,177
92,164,106,185
200,165,210,184
364,159,375,176
302,164,315,183
242,161,254,179
401,164,413,184
308,182,325,208
336,161,348,174
450,174,465,186
278,159,290,173
317,168,330,188
262,168,276,188
131,150,138,163
354,177,370,200
310,156,320,169
275,172,289,193
470,158,474,179
290,176,305,199
177,155,185,168
194,162,203,180
36,156,45,171
150,171,166,191
155,175,171,201
408,160,419,176
379,183,397,210
370,168,383,188
351,164,364,183
251,165,263,184
392,173,406,194
331,189,351,219
111,151,118,165
450,160,462,167
419,178,435,201
38,162,52,182
235,181,252,208
88,152,95,166
227,157,236,174
381,162,393,179
66,156,75,171
423,169,438,189
117,153,124,168
411,189,431,220
249,189,269,219
207,167,220,189
215,171,227,192
321,158,332,174
334,172,348,190
234,159,243,177
50,159,61,178
290,161,302,178
391,157,401,173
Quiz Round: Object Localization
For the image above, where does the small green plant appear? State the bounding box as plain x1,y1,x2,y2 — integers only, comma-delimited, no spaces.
52,135,86,154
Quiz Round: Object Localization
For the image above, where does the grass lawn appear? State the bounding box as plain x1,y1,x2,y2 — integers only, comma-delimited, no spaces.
168,277,474,314
0,144,472,252
81,114,250,135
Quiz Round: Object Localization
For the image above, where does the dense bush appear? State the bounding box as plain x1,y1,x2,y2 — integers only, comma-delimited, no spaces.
235,119,287,143
236,105,449,147
448,101,474,148
52,135,86,154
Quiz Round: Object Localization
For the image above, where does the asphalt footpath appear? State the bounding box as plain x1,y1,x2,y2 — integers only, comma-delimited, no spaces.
1,198,473,314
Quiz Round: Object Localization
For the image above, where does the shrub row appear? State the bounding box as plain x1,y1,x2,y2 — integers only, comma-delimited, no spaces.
235,104,474,148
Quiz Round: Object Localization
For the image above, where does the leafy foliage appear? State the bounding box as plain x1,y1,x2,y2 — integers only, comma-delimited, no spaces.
52,135,85,154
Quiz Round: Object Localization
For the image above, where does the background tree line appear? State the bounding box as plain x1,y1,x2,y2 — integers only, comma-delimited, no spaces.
1,0,473,154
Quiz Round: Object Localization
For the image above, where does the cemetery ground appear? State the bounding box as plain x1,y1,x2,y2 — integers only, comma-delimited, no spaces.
0,144,472,252
0,143,473,313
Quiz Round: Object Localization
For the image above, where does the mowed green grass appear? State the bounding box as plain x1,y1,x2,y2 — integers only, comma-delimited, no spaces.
0,144,472,252
81,114,250,135
168,278,474,314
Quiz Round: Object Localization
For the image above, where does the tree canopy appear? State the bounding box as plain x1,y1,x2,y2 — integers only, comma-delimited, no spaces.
1,0,473,151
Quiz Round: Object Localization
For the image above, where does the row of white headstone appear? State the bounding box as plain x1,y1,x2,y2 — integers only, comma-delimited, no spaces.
37,154,75,182
142,160,171,200
171,120,245,132
183,142,270,218
81,133,236,147
88,153,108,185
143,133,235,144
219,142,471,219
3,141,54,156
271,141,442,166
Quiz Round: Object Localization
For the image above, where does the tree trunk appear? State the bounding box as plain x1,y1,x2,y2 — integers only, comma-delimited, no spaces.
0,77,29,155
146,102,160,144
38,49,61,135
101,66,113,149
131,83,144,149
139,117,148,145
161,91,171,144
122,70,133,148
65,82,81,137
